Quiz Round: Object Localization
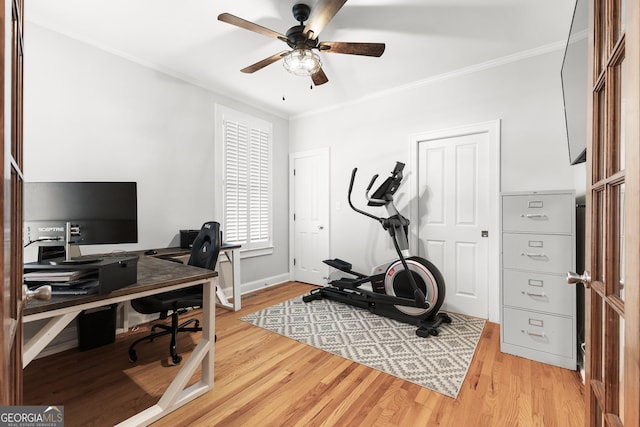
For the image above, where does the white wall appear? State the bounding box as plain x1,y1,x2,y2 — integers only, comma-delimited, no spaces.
24,22,585,323
23,24,290,287
289,48,582,322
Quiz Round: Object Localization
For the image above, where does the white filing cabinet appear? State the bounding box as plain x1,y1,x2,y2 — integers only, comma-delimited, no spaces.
500,190,577,370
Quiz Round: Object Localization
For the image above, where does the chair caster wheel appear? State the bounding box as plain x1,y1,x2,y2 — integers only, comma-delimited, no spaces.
129,349,138,363
429,328,439,336
171,355,182,365
441,313,452,324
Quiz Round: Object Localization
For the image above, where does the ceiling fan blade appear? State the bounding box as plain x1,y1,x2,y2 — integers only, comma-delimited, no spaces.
311,68,329,86
318,42,385,57
241,51,289,73
218,13,287,42
303,0,348,40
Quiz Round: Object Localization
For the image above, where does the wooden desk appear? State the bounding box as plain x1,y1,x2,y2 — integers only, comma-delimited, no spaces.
23,256,217,427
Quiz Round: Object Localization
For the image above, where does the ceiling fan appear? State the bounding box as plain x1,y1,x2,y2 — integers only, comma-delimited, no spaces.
218,0,385,86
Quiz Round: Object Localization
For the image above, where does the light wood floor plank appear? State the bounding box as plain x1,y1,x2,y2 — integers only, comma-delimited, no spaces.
23,282,584,426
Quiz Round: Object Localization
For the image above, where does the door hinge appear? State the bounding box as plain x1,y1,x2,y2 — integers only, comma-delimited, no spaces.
293,258,296,266
293,213,296,221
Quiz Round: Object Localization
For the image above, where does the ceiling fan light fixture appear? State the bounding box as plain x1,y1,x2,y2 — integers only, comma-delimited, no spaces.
283,49,322,76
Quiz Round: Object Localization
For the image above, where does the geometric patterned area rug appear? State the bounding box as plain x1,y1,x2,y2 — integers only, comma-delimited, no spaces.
240,295,486,398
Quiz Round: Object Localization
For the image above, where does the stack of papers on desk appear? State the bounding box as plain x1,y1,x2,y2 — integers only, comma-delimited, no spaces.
25,270,100,295
49,280,100,295
24,269,95,283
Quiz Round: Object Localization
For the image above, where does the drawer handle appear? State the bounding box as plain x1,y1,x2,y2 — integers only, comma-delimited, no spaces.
523,291,546,298
524,331,546,338
520,213,548,219
521,252,547,258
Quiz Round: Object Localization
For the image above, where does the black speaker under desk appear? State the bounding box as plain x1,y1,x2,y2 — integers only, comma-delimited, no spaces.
77,304,117,351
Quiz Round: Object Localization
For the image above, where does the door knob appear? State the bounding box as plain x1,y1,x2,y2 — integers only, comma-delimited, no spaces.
567,271,591,288
22,284,52,305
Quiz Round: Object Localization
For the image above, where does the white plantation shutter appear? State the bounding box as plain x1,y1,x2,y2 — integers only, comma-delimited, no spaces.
222,117,272,251
249,128,270,243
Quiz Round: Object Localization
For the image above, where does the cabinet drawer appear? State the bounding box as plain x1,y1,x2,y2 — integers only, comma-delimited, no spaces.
502,193,573,234
502,308,574,358
502,233,572,274
502,270,574,316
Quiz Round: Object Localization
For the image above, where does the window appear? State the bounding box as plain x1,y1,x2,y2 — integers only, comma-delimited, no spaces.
215,105,273,255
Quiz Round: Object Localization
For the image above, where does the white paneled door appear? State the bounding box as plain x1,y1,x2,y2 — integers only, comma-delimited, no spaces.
416,128,494,318
290,149,330,285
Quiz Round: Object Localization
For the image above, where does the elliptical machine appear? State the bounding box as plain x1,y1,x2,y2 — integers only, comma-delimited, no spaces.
303,162,451,337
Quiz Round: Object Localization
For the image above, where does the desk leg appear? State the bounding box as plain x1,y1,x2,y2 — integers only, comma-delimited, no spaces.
23,312,78,368
215,248,241,312
230,248,241,311
121,301,131,334
215,285,232,310
116,276,216,427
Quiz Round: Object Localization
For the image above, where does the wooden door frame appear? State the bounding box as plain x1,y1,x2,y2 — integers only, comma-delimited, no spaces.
1,0,25,406
585,0,640,424
621,0,640,423
0,0,10,403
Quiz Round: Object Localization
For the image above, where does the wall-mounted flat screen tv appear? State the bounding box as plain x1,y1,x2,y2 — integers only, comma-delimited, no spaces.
561,0,588,165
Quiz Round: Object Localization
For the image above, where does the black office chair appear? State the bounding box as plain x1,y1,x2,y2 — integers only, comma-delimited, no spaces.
128,221,221,365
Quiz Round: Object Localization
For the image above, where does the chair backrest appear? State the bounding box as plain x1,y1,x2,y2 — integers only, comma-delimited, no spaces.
187,221,221,270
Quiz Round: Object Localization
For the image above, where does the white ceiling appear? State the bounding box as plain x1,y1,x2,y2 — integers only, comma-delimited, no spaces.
25,0,577,119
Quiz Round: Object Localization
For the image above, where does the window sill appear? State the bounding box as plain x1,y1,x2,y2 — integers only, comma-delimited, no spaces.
239,246,274,259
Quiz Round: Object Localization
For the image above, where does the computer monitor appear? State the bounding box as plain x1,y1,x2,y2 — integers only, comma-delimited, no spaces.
24,182,138,262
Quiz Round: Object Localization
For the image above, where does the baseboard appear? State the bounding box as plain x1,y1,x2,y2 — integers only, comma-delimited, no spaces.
239,273,291,295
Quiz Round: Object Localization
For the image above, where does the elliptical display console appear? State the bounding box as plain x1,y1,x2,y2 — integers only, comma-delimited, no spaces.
303,162,451,337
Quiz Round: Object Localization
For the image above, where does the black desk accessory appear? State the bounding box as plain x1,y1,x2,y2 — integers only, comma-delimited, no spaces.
24,254,139,295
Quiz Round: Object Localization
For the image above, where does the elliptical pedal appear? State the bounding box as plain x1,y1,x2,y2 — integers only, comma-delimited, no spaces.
323,258,352,271
302,289,323,303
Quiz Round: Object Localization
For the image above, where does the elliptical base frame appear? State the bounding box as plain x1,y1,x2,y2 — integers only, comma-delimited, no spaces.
302,286,452,337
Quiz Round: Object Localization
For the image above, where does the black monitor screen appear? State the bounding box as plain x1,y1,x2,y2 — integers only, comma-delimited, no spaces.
24,181,138,246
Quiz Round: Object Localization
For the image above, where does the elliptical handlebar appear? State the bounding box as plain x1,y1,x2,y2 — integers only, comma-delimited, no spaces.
348,168,383,223
365,175,388,206
365,174,379,192
347,167,358,195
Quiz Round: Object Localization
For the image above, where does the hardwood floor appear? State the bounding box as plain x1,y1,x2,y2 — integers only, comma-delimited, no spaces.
23,282,585,426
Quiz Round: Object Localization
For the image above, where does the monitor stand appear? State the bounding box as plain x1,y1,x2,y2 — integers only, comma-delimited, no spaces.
37,246,65,263
42,230,103,265
38,239,102,266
